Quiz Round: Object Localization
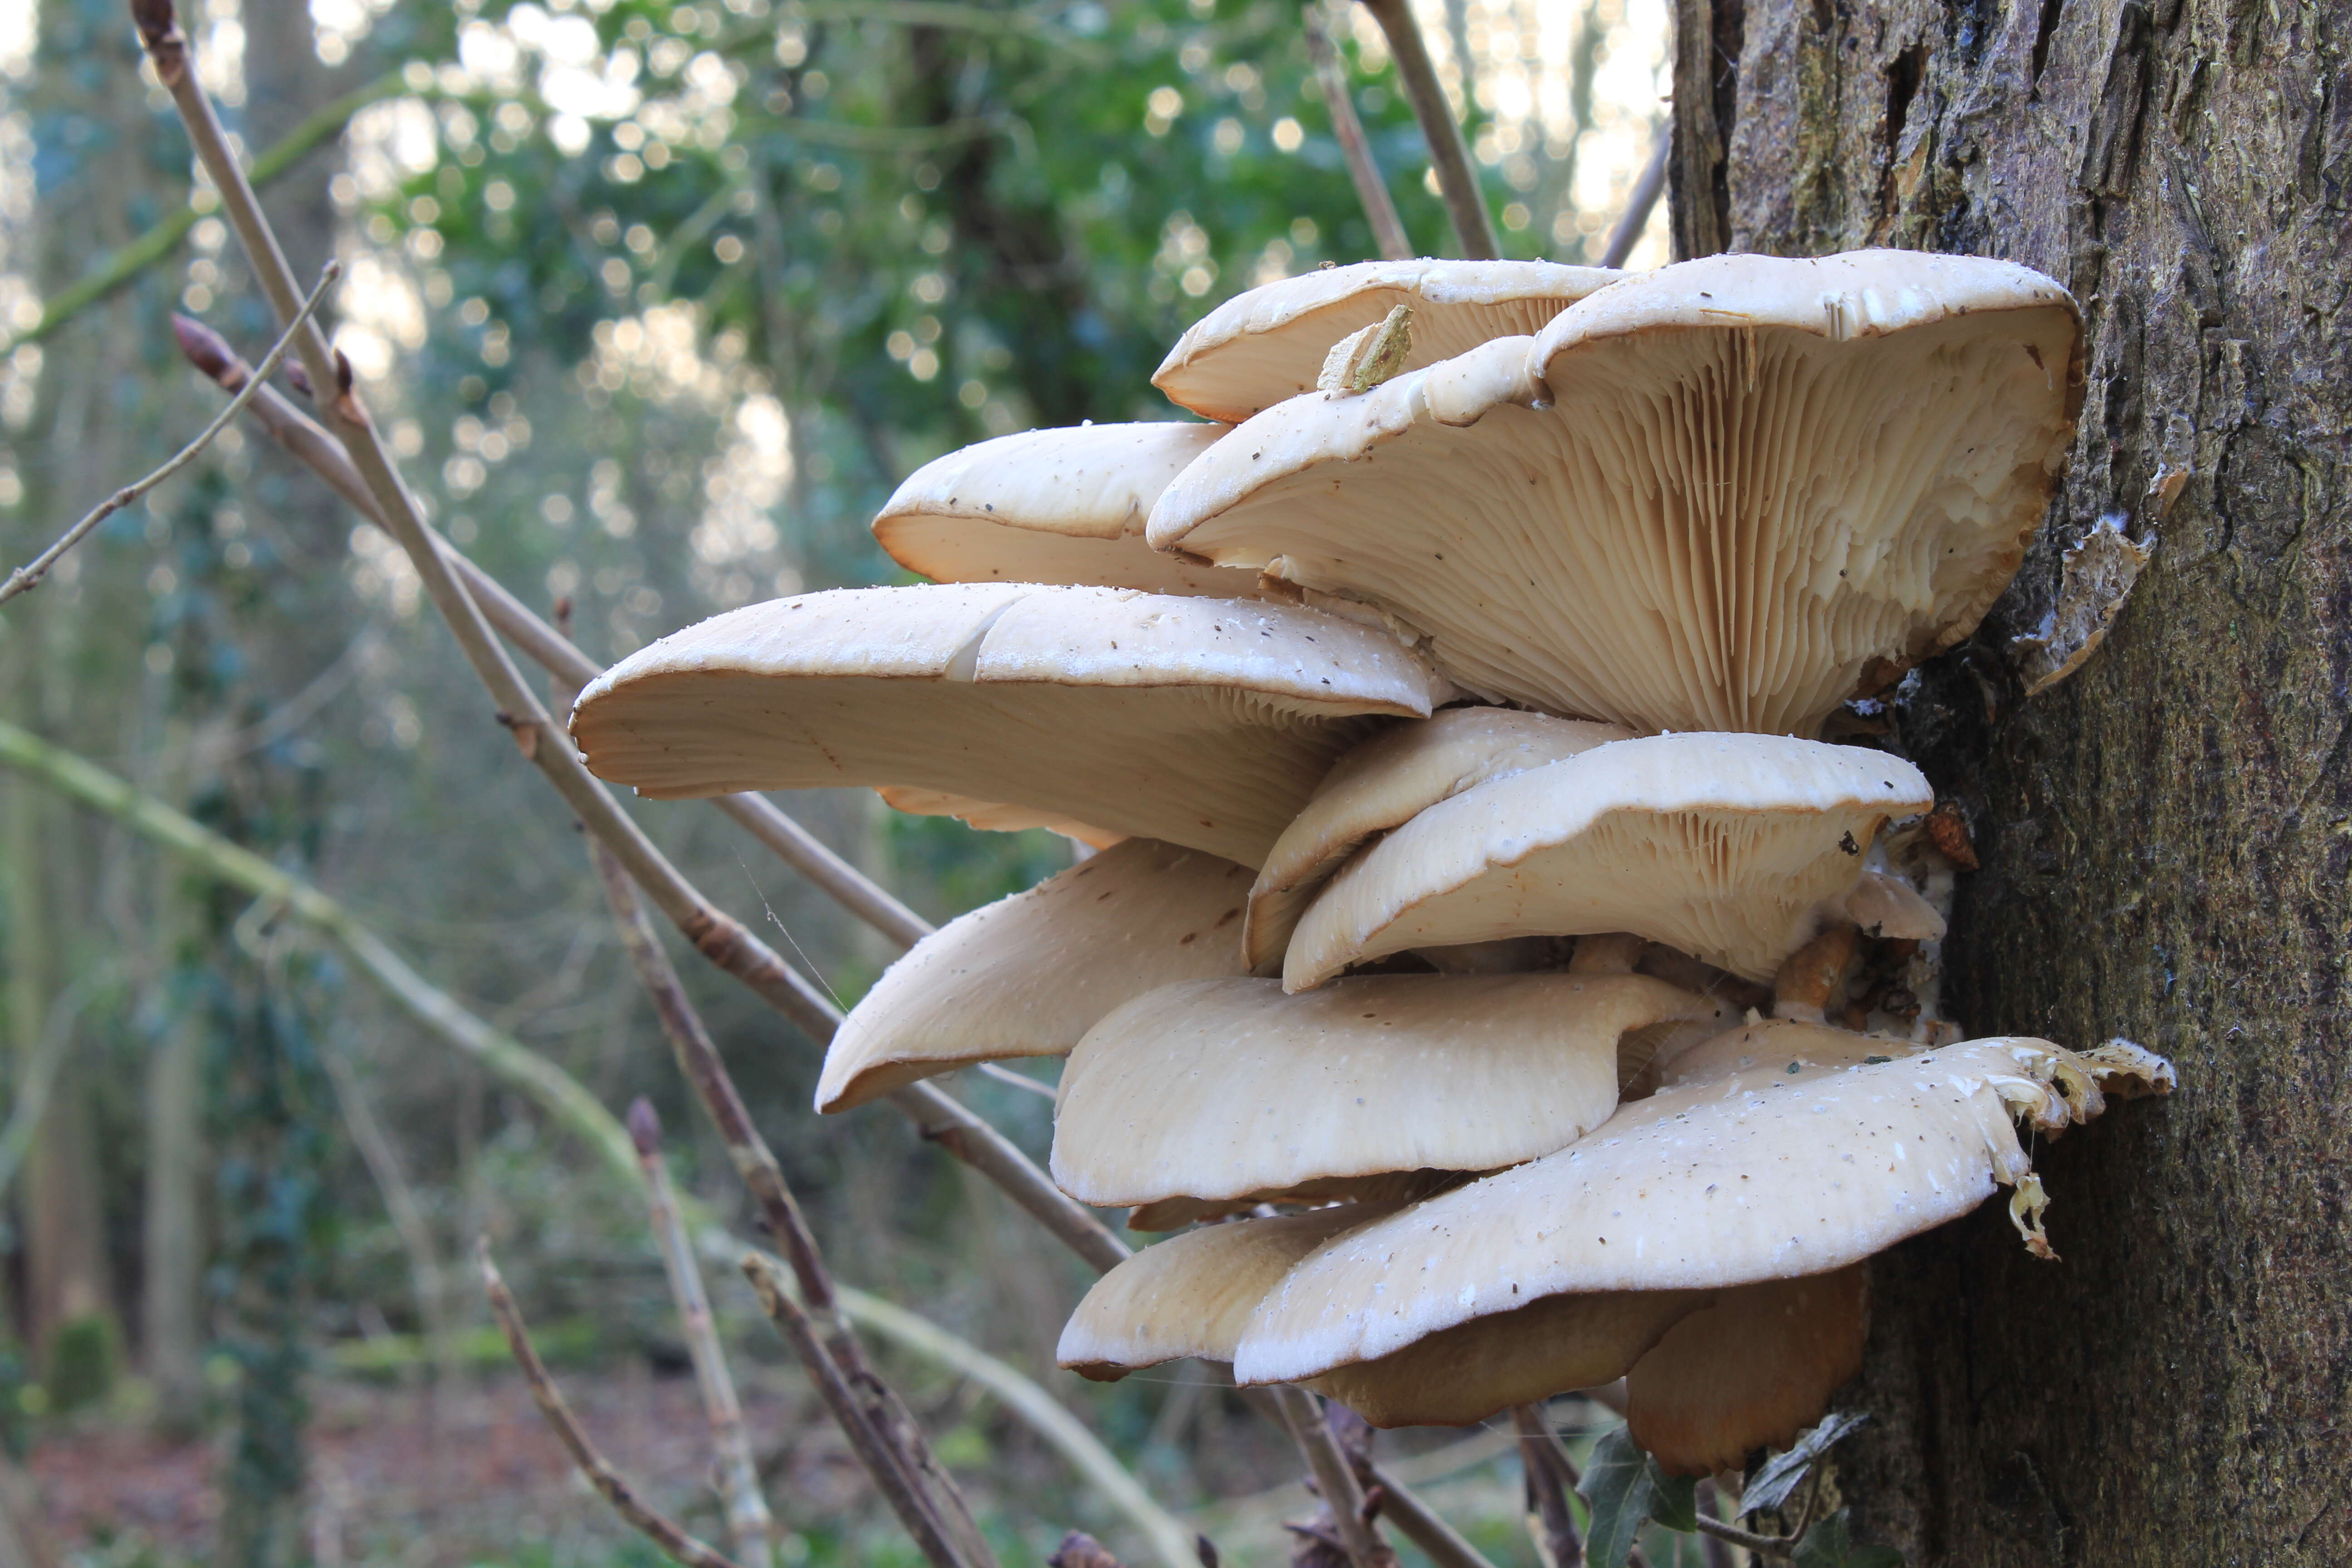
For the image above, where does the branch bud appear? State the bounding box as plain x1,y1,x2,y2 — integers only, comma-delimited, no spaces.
626,1095,664,1158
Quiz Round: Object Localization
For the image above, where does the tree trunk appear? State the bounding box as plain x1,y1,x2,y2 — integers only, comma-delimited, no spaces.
1669,1,2349,1562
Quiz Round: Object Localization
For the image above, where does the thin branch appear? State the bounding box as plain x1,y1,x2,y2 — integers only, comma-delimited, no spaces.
1361,1462,1496,1568
1510,1405,1584,1568
1302,2,1412,261
323,1046,461,1392
1600,121,1670,269
1691,1513,1795,1558
1271,1387,1397,1568
629,1101,776,1568
479,1242,749,1568
0,964,118,1204
1354,0,1498,259
0,261,337,606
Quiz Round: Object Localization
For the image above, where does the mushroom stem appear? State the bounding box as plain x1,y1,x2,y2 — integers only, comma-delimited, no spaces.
1568,933,1646,975
1355,0,1500,260
1772,925,1858,1025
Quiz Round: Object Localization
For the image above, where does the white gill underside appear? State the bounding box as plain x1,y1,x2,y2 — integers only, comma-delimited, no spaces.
582,676,1377,868
1212,323,2058,734
1288,804,1881,988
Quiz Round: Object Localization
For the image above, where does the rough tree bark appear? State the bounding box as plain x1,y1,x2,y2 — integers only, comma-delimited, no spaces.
1669,0,2348,1562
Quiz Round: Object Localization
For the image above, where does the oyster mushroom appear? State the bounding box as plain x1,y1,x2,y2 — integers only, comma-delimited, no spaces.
1246,706,1632,973
872,422,1245,595
569,583,1452,867
1049,972,1731,1207
1280,732,1935,989
815,838,1253,1112
1150,250,2084,736
1153,258,1619,423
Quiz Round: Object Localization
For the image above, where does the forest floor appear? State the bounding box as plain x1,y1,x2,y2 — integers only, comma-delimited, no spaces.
26,1370,852,1566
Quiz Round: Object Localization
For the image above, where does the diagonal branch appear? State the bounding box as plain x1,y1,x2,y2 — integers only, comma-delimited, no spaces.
1511,1405,1585,1568
1354,0,1498,258
480,1242,749,1568
1600,122,1671,269
1302,2,1412,261
0,261,337,606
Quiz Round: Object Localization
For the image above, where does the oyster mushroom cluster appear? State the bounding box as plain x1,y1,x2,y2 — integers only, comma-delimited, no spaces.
571,251,2176,1474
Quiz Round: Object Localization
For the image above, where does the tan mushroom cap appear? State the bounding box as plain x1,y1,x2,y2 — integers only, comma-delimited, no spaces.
870,786,1124,850
1246,707,1632,972
1624,1264,1869,1475
1056,1204,1386,1381
1050,973,1730,1207
1303,1286,1710,1428
1283,733,1934,990
1232,1035,2138,1389
873,422,1249,595
1153,259,1619,423
1150,249,2083,736
814,839,1252,1113
570,583,1453,868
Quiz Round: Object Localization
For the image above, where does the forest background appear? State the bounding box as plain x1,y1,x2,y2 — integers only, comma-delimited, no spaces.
0,0,1680,1562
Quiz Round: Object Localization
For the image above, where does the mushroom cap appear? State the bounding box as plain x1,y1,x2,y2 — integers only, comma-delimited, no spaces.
870,785,1124,850
1154,259,1619,423
873,422,1248,595
1231,1035,2097,1387
1056,1204,1386,1380
815,838,1253,1113
569,584,1453,867
1282,733,1934,989
1150,250,2083,735
1050,973,1730,1206
1624,1264,1869,1475
1653,1016,1914,1092
1302,1287,1710,1429
1246,707,1632,971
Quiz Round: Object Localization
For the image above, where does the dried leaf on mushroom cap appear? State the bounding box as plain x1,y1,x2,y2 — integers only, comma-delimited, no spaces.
1624,1264,1869,1476
1057,1203,1392,1381
814,839,1252,1114
1151,249,2083,736
872,785,1124,850
1050,973,1731,1207
872,422,1250,595
1283,732,1934,990
1153,258,1619,423
1232,1035,2165,1389
1246,706,1633,972
569,583,1453,868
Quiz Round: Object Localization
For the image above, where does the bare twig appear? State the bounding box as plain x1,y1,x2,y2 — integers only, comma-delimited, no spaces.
1354,0,1498,258
629,1101,777,1568
1271,1387,1397,1568
0,261,337,606
1600,122,1670,269
1510,1406,1584,1568
479,1242,749,1568
1691,1513,1796,1558
323,1047,460,1392
1361,1462,1495,1568
1302,2,1412,261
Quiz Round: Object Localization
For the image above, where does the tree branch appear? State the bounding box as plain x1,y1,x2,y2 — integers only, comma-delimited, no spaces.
1510,1405,1584,1568
1271,1387,1398,1568
629,1101,777,1568
1363,1461,1496,1568
1690,1513,1796,1558
1600,122,1670,269
0,261,337,606
479,1242,750,1568
1354,0,1497,258
1302,2,1412,261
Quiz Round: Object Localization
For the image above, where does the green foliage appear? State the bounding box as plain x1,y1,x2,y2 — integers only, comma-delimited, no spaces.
40,1309,119,1413
1578,1424,1690,1568
1744,1410,1872,1517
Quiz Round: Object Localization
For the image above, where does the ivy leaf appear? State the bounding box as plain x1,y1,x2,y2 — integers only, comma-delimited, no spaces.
1744,1410,1872,1517
1577,1427,1655,1568
1647,1465,1698,1532
1791,1509,1905,1568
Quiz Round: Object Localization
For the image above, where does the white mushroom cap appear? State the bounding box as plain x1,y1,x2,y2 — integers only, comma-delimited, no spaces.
1624,1264,1869,1475
1050,973,1730,1206
1057,1204,1388,1380
1246,707,1632,972
1653,1016,1916,1092
814,839,1253,1113
1154,260,1619,423
1303,1286,1710,1428
1232,1035,2126,1389
1282,733,1934,989
870,785,1124,851
570,584,1454,867
1150,249,2082,735
873,422,1249,595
